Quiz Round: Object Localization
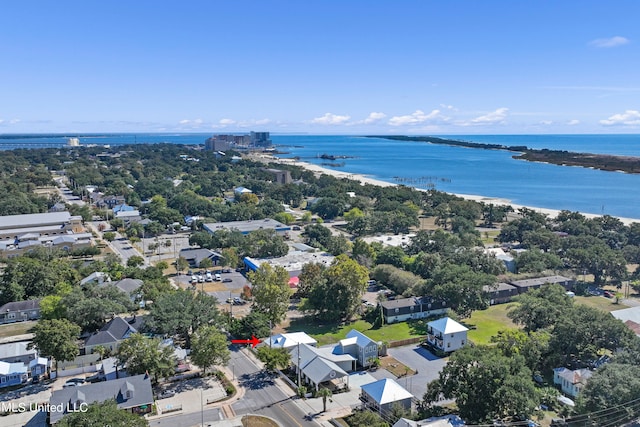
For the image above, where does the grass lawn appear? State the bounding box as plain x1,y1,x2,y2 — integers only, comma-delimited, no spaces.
287,318,429,346
463,303,520,345
574,295,627,312
241,415,278,427
0,321,36,339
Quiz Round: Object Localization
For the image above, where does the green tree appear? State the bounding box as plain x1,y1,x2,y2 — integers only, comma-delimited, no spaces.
198,257,213,269
274,212,295,225
116,334,175,383
103,231,116,242
127,255,145,267
62,285,136,332
577,363,640,414
305,255,369,321
230,311,271,339
491,329,550,374
145,289,220,347
30,319,81,373
346,410,389,427
255,346,290,371
297,262,326,298
249,264,291,325
57,400,147,427
190,325,230,375
507,284,573,332
176,256,189,274
318,387,332,412
424,346,536,423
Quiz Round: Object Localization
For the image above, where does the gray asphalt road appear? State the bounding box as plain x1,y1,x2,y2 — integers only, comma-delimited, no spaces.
153,347,319,427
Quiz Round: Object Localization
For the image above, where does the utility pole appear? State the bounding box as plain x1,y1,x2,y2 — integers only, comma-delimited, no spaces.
297,341,301,387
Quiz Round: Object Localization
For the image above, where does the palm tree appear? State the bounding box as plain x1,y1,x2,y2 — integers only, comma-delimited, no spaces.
317,387,332,412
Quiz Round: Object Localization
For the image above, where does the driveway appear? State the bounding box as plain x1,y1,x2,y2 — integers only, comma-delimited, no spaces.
387,345,448,398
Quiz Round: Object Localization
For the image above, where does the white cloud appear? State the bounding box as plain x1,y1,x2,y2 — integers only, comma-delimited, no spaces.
600,110,640,126
439,104,458,111
361,112,386,124
253,118,272,126
388,109,445,126
589,36,630,48
539,120,553,125
179,118,203,125
219,118,236,125
311,113,351,125
468,108,509,125
567,119,580,126
0,118,21,126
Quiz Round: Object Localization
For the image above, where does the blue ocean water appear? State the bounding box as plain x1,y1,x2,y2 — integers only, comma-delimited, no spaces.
1,133,639,219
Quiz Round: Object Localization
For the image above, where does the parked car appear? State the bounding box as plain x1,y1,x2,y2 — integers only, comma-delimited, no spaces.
205,272,213,282
222,278,232,283
31,374,40,384
157,389,176,399
191,275,198,284
604,290,614,298
65,378,86,385
215,273,222,281
198,275,205,283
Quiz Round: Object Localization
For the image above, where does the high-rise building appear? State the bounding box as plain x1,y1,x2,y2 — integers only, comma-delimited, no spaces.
250,132,271,147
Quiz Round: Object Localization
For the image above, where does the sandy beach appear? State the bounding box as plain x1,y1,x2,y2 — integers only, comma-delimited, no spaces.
268,155,640,226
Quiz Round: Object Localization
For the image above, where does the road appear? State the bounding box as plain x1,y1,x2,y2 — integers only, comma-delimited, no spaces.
153,347,319,427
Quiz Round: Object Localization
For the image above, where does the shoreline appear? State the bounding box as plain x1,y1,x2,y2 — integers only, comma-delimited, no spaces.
269,155,640,226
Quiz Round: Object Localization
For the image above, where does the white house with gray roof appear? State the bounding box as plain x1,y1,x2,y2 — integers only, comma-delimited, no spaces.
426,317,469,352
360,378,413,415
0,299,41,324
290,343,349,391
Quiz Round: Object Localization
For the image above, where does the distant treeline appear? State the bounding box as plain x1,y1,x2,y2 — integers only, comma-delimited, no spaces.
369,135,640,174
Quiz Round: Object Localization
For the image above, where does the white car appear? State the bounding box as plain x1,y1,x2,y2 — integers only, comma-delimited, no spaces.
215,273,221,281
198,275,205,283
205,272,213,282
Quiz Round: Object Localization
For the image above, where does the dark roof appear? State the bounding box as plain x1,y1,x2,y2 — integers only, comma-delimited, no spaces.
179,248,221,263
482,282,517,292
49,374,153,424
510,275,573,289
380,296,442,311
85,316,143,347
0,299,41,313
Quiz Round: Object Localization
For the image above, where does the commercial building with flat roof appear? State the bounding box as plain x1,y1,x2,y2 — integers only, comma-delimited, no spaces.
203,218,290,236
244,250,334,277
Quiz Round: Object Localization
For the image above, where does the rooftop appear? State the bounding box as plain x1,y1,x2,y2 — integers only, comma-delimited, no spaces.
428,317,469,334
0,211,72,230
361,378,413,404
245,250,335,275
510,275,573,288
203,218,290,234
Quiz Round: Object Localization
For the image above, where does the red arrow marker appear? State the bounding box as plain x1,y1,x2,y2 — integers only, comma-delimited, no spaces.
231,335,261,348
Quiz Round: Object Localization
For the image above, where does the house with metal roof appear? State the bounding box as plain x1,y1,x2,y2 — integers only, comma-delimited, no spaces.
178,248,223,268
0,361,28,388
49,373,153,424
380,297,449,324
333,330,379,368
553,367,593,398
290,343,349,391
259,332,318,351
0,299,41,325
360,378,413,415
426,317,469,352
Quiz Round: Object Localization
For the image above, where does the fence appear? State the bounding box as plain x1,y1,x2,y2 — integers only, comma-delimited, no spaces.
387,336,427,348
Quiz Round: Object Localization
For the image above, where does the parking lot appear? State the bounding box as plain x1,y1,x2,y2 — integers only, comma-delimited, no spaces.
386,345,448,398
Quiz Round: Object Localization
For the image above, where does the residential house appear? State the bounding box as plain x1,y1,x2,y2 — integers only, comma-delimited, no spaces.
360,378,413,415
334,329,379,368
484,247,516,273
553,367,593,398
112,203,135,213
99,278,143,299
426,317,469,353
380,297,448,324
233,187,253,196
114,210,141,226
179,248,223,268
510,275,574,294
260,332,318,351
0,299,41,324
611,306,640,337
290,343,357,376
49,373,154,424
483,282,519,305
0,342,39,365
83,316,144,355
290,343,350,391
0,361,28,388
80,272,111,287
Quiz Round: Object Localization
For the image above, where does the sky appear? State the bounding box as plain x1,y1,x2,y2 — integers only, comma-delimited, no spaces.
1,1,640,135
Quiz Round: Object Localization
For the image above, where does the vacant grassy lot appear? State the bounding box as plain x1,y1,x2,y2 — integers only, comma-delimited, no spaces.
575,295,627,312
0,321,36,339
463,303,520,345
287,318,429,346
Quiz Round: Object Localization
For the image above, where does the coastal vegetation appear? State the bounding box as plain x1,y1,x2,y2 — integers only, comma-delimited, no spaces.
2,142,640,424
372,135,640,174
